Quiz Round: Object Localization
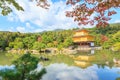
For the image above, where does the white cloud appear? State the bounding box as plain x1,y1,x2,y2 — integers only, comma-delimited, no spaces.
34,29,44,32
41,63,98,80
26,22,33,29
16,26,26,32
7,0,79,32
7,16,14,21
114,20,120,23
8,27,14,32
7,13,19,22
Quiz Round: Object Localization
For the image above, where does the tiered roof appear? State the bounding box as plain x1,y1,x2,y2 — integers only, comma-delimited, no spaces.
73,29,94,42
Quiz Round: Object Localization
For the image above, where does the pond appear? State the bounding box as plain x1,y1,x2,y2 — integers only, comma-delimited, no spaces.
42,63,120,80
0,50,120,80
0,63,120,80
0,52,13,65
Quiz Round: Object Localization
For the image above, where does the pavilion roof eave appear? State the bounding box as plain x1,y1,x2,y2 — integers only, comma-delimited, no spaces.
73,41,94,43
73,35,94,38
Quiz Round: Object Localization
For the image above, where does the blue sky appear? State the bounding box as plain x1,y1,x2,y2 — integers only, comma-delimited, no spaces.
0,0,120,33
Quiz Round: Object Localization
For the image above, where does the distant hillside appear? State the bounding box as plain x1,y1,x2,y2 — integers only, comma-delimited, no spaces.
53,29,64,31
110,23,120,27
0,31,10,33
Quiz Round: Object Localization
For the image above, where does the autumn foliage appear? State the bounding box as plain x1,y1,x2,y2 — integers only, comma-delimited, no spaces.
100,34,109,43
35,0,50,9
1,0,120,27
66,0,120,27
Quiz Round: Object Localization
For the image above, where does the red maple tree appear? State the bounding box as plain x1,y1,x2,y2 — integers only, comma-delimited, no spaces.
66,0,120,27
33,0,50,9
100,34,109,43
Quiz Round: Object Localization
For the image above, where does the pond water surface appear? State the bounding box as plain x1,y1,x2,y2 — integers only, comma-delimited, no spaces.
0,63,120,80
0,50,120,80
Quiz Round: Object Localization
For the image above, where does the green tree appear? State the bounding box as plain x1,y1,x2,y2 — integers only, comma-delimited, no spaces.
95,26,111,35
9,42,14,49
63,37,73,47
8,38,24,50
0,0,23,15
14,42,24,49
33,42,46,53
57,44,63,54
112,31,120,39
0,39,6,50
111,31,120,50
101,30,120,50
47,43,54,48
0,53,46,80
113,42,120,51
23,36,36,49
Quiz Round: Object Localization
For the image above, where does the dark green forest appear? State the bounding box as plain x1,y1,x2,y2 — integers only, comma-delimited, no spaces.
0,23,120,51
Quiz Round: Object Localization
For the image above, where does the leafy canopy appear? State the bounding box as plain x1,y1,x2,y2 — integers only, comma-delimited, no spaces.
0,53,46,80
1,0,120,27
0,0,23,15
66,0,120,27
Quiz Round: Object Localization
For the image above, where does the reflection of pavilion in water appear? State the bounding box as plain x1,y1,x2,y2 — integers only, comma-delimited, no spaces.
73,55,95,68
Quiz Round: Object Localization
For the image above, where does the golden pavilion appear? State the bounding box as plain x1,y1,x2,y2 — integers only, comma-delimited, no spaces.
73,29,94,47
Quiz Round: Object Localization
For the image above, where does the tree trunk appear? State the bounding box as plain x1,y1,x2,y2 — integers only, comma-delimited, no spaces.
21,70,25,80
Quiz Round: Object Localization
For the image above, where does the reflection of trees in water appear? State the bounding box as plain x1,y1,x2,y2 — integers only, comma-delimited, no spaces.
93,50,120,66
116,77,120,80
0,63,120,80
97,63,113,69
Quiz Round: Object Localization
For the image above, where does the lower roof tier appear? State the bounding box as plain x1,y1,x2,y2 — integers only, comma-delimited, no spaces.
73,37,94,42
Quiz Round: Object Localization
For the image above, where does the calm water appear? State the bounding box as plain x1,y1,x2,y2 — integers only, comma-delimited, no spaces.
0,51,120,80
0,63,120,80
